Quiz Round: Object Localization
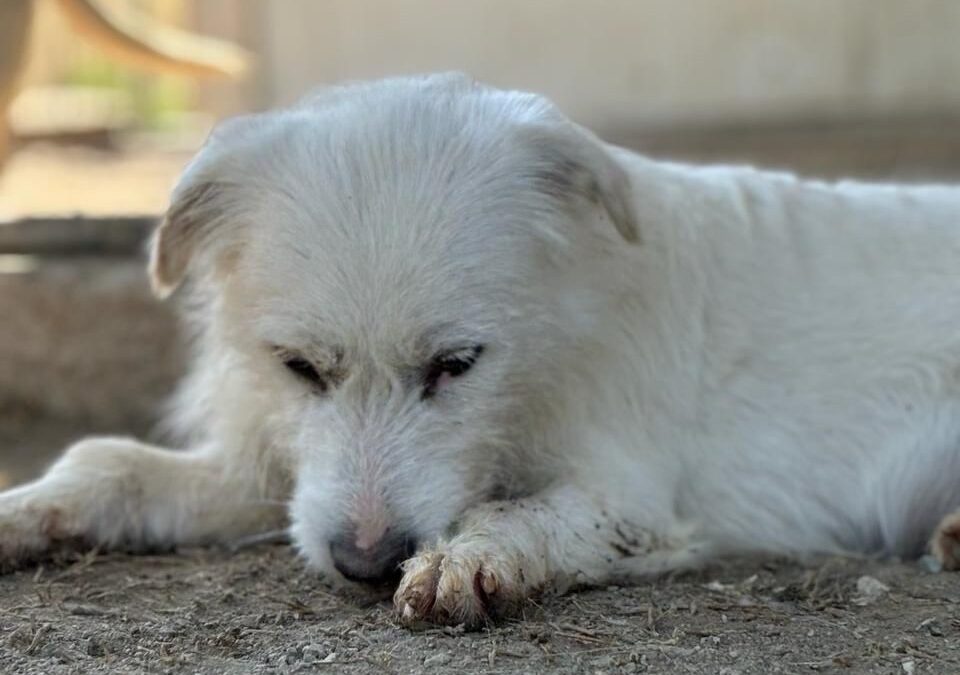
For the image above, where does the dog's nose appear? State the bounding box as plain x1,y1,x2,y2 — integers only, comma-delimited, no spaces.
329,530,416,585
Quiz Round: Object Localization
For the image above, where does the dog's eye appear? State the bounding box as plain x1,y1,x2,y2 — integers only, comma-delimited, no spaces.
422,345,484,399
281,355,327,392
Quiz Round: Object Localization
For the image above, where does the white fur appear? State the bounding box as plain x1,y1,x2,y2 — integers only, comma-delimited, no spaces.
2,73,960,627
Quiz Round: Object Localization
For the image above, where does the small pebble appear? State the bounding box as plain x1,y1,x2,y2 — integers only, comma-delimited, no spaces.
84,638,104,657
301,644,323,664
853,575,890,605
424,651,452,666
919,618,944,637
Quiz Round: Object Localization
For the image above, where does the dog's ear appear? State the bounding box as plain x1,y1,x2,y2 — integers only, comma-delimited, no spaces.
525,122,640,244
148,114,264,298
148,179,230,298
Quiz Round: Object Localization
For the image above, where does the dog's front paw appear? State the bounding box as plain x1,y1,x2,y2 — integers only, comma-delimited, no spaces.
393,547,524,628
931,511,960,571
0,486,93,572
0,501,65,571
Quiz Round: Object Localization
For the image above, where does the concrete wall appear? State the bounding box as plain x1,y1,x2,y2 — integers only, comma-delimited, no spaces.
256,0,960,132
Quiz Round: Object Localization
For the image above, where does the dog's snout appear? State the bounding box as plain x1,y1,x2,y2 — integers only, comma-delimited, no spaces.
329,530,416,585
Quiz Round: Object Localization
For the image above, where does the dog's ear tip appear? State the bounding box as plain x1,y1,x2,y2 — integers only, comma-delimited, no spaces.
147,252,179,299
149,274,177,300
621,224,642,245
602,161,642,245
147,215,195,299
609,219,641,246
150,283,176,301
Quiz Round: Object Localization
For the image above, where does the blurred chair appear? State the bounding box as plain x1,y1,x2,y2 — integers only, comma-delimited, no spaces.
0,0,250,169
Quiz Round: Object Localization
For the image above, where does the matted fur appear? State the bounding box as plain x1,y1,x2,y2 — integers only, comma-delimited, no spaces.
2,73,959,628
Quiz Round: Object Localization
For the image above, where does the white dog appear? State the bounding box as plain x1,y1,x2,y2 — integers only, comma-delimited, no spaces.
2,73,959,628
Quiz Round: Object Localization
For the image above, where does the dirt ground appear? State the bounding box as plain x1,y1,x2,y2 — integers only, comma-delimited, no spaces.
0,545,958,675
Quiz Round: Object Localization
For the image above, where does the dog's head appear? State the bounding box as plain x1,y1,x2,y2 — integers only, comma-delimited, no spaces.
150,73,639,586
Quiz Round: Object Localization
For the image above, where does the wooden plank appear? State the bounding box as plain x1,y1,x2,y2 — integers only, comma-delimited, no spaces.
0,215,155,255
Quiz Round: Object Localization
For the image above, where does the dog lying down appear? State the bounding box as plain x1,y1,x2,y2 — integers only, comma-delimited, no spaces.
2,73,959,628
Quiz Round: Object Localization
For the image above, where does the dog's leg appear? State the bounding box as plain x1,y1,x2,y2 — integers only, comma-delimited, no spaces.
0,436,286,568
394,484,705,627
931,510,960,570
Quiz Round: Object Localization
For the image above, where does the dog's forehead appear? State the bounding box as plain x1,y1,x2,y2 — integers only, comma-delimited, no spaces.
238,191,524,361
233,76,563,243
230,84,557,351
242,219,511,357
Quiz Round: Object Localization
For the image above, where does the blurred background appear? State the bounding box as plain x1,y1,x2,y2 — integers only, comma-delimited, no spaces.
1,0,960,487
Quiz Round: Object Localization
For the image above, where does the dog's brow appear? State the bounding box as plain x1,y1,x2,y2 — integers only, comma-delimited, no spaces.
308,345,345,368
419,323,481,355
265,339,344,368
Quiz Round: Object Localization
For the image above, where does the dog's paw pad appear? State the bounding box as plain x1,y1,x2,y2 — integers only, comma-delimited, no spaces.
394,550,514,628
931,512,960,571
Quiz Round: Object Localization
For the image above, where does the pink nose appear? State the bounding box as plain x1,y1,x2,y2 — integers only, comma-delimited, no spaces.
354,523,388,552
328,530,416,585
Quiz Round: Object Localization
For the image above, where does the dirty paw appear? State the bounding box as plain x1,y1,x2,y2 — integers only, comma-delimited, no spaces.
0,490,92,573
930,511,960,571
0,515,57,572
393,549,521,628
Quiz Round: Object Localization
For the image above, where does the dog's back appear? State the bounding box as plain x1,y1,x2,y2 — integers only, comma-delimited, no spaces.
604,155,960,558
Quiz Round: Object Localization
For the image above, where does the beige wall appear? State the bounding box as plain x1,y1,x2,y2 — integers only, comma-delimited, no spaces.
257,0,960,132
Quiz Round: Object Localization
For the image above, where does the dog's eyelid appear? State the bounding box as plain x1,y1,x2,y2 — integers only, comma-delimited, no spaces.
269,345,332,393
421,344,485,400
269,344,296,360
433,343,485,362
268,343,343,368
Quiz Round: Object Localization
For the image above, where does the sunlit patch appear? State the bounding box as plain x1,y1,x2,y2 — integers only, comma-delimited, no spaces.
0,254,38,274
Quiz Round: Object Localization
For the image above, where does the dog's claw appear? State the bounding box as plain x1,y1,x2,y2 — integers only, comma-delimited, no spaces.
394,549,517,629
931,511,960,571
401,602,415,619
